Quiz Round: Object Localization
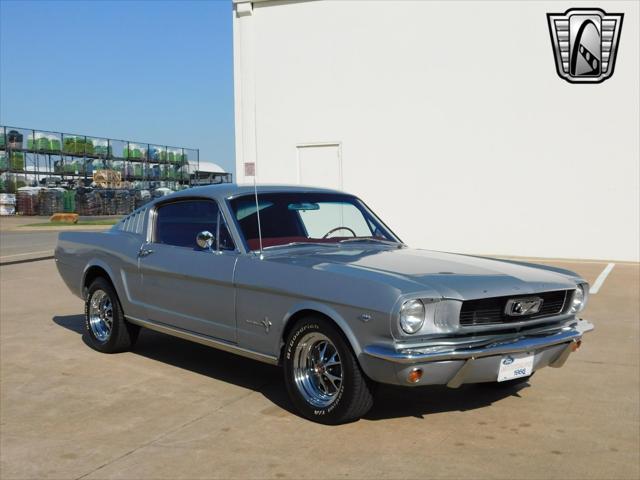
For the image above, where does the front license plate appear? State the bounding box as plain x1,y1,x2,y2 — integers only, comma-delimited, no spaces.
497,352,534,382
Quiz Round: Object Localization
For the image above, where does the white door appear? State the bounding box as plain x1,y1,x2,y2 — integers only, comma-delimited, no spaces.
297,143,342,189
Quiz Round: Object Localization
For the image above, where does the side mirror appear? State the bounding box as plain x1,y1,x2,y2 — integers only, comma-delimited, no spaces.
196,231,215,250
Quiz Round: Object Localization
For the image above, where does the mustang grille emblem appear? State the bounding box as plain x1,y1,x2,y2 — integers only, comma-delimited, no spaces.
505,297,544,316
547,8,624,84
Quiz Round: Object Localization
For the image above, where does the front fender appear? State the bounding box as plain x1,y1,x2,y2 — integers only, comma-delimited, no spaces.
282,301,364,357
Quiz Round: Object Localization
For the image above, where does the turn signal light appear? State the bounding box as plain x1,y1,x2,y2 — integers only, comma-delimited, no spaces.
408,368,423,383
571,340,582,352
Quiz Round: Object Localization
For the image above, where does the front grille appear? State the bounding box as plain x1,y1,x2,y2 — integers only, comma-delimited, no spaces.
459,290,569,326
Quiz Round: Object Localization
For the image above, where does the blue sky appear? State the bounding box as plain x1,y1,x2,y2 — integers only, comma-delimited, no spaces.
0,0,236,174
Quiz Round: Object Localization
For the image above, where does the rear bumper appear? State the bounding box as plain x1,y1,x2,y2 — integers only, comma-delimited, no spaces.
360,318,594,387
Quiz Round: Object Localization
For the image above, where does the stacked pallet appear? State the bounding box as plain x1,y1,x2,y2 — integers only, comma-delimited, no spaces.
93,169,122,189
75,188,100,216
16,187,41,215
114,190,134,215
134,189,151,209
37,188,65,216
0,193,16,216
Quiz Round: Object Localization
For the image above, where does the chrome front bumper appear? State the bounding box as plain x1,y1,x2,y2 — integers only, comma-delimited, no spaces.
360,319,594,387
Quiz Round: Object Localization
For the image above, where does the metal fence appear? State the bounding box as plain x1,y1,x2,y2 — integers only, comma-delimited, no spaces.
0,125,200,193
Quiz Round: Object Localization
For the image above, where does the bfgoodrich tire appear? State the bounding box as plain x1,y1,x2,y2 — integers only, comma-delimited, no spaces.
84,277,139,353
283,317,374,424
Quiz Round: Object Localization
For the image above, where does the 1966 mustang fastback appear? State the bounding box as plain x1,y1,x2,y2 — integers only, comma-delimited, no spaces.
56,184,593,424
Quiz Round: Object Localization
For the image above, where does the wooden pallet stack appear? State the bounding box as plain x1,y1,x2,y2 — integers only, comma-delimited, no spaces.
93,169,121,189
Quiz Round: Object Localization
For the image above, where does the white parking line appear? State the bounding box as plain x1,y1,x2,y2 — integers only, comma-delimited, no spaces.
0,250,53,260
590,263,615,294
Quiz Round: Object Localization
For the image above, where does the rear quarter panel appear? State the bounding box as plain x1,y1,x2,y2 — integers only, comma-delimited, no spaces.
55,230,144,318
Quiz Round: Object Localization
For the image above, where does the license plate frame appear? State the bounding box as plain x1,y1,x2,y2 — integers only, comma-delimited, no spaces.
497,352,535,382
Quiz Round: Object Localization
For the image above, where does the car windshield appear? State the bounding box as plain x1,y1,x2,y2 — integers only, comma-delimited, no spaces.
228,192,400,251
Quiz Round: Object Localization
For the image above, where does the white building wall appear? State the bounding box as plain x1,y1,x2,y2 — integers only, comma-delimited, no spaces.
233,0,640,262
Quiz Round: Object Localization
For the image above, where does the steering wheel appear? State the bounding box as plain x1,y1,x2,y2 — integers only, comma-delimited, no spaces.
322,226,357,239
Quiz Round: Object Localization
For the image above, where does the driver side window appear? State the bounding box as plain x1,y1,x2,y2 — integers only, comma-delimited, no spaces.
154,199,235,251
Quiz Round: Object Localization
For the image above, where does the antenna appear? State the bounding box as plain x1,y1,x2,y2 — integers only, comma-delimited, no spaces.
252,87,263,258
252,164,263,258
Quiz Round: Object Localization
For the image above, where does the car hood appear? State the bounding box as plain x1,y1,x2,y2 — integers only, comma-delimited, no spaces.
264,245,580,300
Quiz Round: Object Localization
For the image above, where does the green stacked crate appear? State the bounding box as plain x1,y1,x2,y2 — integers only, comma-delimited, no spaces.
124,147,141,159
63,190,76,212
3,177,14,193
27,138,35,150
76,138,86,155
134,164,143,177
95,145,110,157
0,133,5,149
64,136,83,155
36,137,51,151
63,137,77,154
0,154,7,170
159,150,167,162
168,151,175,163
10,152,24,170
85,139,94,155
50,138,61,152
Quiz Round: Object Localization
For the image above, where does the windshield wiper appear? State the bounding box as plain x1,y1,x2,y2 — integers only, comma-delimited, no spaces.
339,238,405,247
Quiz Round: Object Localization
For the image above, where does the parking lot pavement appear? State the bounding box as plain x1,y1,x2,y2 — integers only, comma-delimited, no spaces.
0,259,638,479
0,218,115,264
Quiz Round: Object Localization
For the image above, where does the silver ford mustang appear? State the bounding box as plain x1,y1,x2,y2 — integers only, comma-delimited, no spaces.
55,184,593,424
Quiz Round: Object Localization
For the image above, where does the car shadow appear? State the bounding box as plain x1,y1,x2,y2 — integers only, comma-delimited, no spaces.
365,382,527,421
53,314,529,422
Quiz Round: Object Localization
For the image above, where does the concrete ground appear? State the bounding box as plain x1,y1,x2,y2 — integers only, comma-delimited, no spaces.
0,217,116,263
0,258,638,479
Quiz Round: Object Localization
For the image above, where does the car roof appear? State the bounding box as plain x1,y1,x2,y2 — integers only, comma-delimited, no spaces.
166,183,349,201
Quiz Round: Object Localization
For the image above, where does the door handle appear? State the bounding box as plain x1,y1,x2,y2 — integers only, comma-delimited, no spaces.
138,247,154,257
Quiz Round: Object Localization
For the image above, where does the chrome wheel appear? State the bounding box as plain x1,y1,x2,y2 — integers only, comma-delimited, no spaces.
88,289,113,342
293,332,343,408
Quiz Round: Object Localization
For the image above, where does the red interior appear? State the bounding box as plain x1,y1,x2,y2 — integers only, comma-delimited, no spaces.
246,236,350,250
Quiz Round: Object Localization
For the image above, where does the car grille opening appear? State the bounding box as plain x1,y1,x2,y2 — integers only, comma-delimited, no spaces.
459,290,570,326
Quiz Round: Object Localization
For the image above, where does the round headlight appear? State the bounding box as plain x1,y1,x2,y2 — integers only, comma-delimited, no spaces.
570,284,586,313
400,299,425,334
